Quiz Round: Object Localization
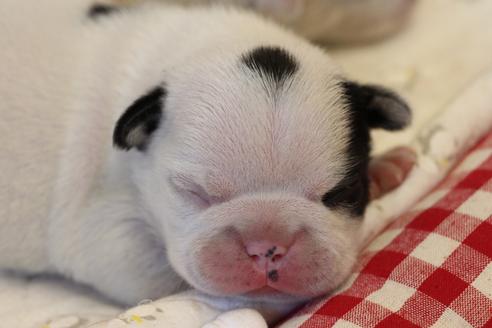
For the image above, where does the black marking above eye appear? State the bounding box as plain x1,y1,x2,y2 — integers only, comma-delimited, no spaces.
321,81,373,217
241,46,298,85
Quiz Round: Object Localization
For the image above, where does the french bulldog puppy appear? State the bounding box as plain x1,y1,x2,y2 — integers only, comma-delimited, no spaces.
128,0,417,43
0,0,413,323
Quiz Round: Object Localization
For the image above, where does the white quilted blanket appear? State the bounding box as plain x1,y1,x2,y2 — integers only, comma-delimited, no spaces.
2,0,492,327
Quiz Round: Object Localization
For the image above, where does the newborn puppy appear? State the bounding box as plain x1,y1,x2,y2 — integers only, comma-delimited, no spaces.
0,0,412,320
135,0,416,43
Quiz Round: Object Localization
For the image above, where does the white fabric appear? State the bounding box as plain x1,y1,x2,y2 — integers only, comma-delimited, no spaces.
362,69,492,243
2,0,492,327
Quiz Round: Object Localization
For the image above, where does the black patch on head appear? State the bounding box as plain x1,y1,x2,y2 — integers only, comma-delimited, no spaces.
113,86,166,151
268,270,279,282
241,46,298,85
322,82,412,217
88,3,118,19
322,85,371,217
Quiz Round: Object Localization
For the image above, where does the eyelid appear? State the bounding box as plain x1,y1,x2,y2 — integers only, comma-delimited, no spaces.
305,179,338,202
321,177,360,206
169,174,209,200
169,174,224,206
306,176,350,203
169,174,199,191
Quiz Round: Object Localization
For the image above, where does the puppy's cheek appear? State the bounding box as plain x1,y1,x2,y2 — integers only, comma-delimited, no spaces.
263,237,357,297
163,228,255,296
164,232,213,289
194,239,265,296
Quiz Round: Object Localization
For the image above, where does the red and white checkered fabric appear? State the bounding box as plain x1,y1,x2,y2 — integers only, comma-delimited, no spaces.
289,132,492,328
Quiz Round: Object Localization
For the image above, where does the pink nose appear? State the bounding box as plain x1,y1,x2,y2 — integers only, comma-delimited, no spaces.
245,241,289,270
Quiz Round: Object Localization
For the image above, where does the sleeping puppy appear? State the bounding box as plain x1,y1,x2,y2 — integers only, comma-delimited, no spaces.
121,0,417,43
0,0,412,323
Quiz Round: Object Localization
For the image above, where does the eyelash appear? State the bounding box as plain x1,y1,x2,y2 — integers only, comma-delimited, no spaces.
321,178,368,215
169,177,212,209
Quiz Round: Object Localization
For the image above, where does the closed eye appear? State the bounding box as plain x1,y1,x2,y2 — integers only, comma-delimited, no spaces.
169,175,215,209
321,176,369,217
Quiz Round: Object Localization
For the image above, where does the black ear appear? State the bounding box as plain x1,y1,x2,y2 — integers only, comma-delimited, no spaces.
342,81,411,131
113,86,166,151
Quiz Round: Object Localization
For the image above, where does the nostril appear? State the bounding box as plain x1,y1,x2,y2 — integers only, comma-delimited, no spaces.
271,254,283,263
249,254,261,262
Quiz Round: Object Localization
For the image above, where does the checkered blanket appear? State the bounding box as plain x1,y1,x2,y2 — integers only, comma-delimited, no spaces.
4,2,492,326
283,133,492,328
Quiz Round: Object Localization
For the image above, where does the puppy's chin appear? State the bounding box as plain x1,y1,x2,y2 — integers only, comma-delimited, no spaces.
190,281,313,304
190,282,329,302
182,249,351,304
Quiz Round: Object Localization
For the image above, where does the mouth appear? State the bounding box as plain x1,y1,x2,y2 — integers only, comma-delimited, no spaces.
245,286,282,296
240,286,310,304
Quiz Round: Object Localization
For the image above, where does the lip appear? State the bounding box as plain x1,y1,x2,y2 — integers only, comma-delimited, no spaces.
240,286,308,305
244,286,284,296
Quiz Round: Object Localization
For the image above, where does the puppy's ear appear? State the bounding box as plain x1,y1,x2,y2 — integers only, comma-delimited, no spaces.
113,86,166,151
343,81,411,131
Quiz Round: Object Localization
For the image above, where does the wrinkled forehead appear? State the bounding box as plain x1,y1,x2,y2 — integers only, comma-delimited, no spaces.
165,47,355,192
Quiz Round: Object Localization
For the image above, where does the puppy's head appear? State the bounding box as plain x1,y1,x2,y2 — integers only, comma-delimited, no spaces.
113,45,410,302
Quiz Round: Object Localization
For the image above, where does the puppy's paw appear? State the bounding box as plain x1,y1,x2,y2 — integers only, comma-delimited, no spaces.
369,146,417,200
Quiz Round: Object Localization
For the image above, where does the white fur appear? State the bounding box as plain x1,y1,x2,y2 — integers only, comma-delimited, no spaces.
0,0,397,322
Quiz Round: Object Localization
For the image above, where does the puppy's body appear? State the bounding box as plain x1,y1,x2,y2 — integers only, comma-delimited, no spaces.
0,0,410,317
141,0,416,43
1,0,305,291
0,0,87,272
0,0,333,296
